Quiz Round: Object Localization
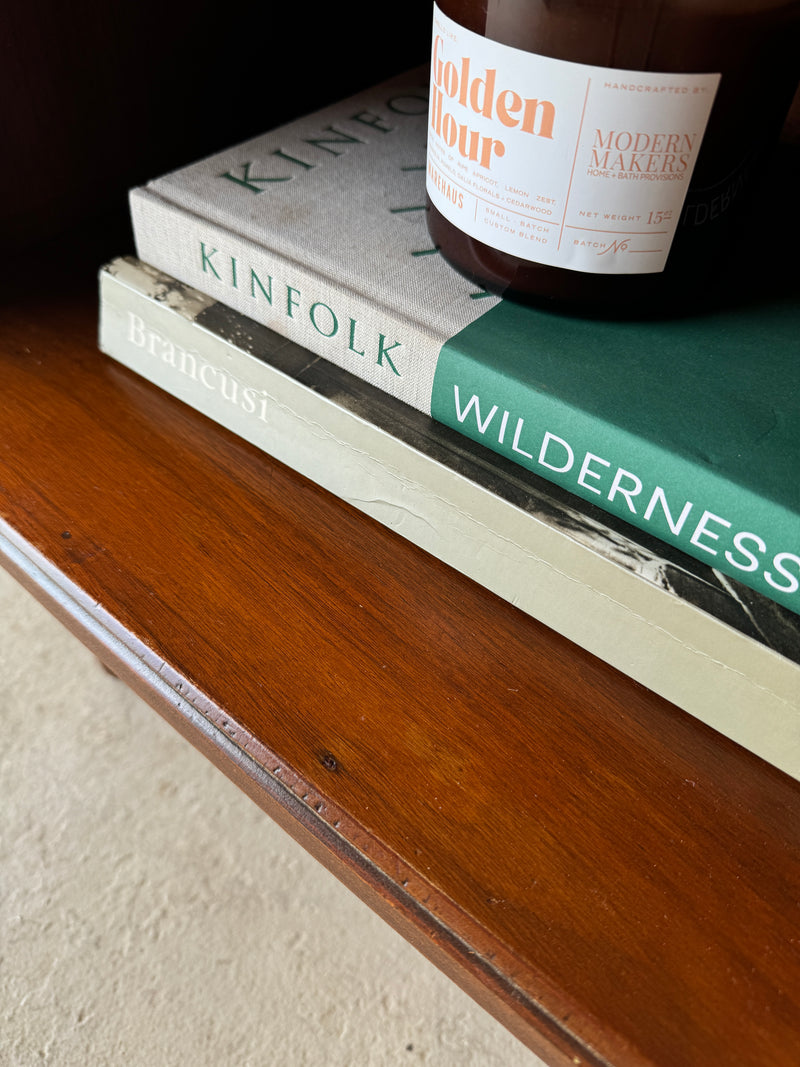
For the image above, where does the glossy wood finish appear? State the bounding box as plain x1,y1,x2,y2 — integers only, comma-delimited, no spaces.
2,248,800,1067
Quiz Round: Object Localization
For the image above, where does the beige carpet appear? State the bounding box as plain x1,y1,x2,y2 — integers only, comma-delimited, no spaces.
0,565,542,1066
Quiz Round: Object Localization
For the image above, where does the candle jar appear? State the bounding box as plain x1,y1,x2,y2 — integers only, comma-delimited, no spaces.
425,0,800,315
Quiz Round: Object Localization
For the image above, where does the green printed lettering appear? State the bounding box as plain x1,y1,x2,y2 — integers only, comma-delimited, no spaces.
376,335,402,376
348,319,365,356
200,243,221,279
219,161,291,192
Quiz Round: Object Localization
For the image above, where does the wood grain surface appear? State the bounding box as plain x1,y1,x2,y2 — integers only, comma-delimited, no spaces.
1,252,799,1067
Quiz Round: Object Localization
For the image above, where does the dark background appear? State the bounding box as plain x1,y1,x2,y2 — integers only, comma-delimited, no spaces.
1,2,432,255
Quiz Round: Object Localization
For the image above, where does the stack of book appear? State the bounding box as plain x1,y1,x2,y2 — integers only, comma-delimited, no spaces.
98,67,800,780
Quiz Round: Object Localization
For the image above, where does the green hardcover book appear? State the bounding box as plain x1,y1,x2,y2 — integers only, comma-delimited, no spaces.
129,67,800,617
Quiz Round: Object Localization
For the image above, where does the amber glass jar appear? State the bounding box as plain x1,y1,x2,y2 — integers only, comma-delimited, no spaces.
426,0,799,314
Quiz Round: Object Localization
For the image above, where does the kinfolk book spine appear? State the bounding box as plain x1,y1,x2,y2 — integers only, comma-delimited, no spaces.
98,256,800,780
129,69,800,617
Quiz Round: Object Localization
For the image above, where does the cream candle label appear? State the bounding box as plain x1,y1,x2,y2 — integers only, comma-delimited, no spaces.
426,4,720,275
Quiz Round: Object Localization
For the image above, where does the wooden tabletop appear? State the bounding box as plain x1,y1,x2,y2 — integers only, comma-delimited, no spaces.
2,238,799,1067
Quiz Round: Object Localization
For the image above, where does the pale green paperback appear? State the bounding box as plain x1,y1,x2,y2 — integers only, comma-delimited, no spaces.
129,67,800,617
99,256,800,780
